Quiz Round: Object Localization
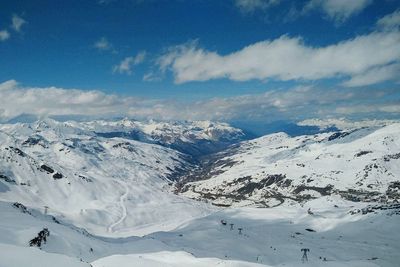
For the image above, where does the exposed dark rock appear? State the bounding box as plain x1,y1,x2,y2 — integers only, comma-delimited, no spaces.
293,185,334,196
40,165,54,174
22,135,48,148
112,142,136,152
386,181,400,200
29,228,50,248
327,131,351,141
0,174,16,184
78,175,93,182
339,189,382,202
9,147,26,157
237,174,286,196
349,203,400,216
52,172,63,179
383,153,400,162
52,216,60,224
355,151,372,157
12,202,31,214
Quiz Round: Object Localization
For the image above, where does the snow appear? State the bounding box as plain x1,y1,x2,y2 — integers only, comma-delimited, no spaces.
0,196,399,266
92,251,266,267
182,124,400,206
0,119,214,237
0,244,90,267
0,119,399,266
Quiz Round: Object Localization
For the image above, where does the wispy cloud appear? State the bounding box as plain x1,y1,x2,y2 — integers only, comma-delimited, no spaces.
234,0,371,24
113,51,146,75
98,0,115,4
0,30,10,41
235,0,281,13
0,14,26,42
377,9,400,30
0,80,398,123
342,63,400,87
11,14,26,32
304,0,372,23
94,37,116,52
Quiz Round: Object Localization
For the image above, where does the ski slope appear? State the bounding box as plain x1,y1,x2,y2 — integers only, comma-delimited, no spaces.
0,196,399,267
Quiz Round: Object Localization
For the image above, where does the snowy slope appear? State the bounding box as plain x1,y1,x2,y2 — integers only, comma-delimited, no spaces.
0,119,213,237
180,124,400,207
1,119,400,267
1,196,399,267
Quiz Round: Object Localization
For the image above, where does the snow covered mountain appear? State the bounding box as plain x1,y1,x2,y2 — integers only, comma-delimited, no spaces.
78,118,248,157
1,119,400,267
0,118,219,237
179,124,400,207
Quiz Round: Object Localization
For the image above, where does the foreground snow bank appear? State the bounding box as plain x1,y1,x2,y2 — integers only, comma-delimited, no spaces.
0,243,90,267
92,251,266,267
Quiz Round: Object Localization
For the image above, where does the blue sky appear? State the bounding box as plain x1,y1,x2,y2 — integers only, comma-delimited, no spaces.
0,0,400,128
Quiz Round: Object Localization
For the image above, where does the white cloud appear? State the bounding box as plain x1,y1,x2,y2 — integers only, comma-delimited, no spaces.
94,37,114,51
157,30,400,85
11,14,26,32
0,30,10,41
0,80,398,123
235,0,281,13
113,51,146,75
0,80,143,121
377,9,400,30
342,63,400,87
304,0,372,23
0,80,17,91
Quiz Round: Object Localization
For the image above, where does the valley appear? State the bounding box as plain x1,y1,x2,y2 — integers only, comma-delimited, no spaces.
0,119,399,266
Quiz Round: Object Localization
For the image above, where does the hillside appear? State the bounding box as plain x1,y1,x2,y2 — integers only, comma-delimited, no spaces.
0,119,399,267
0,119,218,237
179,124,400,207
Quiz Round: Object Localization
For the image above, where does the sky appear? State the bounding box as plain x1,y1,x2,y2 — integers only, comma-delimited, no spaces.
1,0,400,129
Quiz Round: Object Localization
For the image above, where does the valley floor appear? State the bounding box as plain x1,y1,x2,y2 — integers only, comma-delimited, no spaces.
0,196,399,267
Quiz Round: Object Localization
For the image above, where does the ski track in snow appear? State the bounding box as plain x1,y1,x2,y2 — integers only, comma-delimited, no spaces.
108,181,129,233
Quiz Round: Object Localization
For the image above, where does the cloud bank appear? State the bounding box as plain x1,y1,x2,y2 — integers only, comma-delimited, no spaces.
1,80,399,124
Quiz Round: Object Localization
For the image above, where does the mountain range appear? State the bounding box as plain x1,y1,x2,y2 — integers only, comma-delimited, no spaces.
0,118,399,266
